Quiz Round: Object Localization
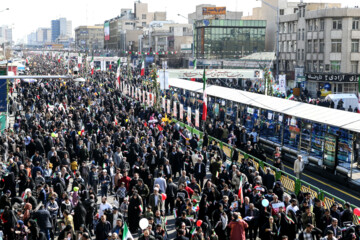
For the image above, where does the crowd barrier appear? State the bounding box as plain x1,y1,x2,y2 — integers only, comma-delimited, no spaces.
172,119,360,225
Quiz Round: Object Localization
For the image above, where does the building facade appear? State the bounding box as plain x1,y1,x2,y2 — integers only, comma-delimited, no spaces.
279,4,360,97
75,25,104,51
243,0,341,52
104,2,166,51
52,18,72,43
194,19,266,59
0,25,13,44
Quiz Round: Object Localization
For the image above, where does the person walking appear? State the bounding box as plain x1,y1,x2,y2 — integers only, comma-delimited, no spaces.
228,212,248,240
294,155,304,179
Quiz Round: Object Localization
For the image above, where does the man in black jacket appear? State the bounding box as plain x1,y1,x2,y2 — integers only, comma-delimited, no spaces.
33,205,52,240
194,158,206,188
165,178,178,215
95,214,112,240
245,203,260,240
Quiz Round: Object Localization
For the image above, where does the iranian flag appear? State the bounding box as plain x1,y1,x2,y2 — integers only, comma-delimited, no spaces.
193,59,197,70
238,175,244,204
140,59,145,76
122,222,134,240
114,116,118,126
190,228,196,236
202,69,207,121
90,56,94,75
286,94,294,100
57,55,61,63
26,58,29,64
116,58,121,89
78,53,82,68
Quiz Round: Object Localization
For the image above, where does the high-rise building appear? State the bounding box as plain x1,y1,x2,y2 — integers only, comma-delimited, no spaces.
36,28,52,44
0,25,13,44
51,18,72,42
51,20,60,42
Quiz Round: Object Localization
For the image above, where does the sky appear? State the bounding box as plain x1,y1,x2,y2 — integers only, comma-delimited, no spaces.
0,0,357,43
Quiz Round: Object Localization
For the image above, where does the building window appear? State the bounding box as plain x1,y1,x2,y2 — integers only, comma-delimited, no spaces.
351,61,359,73
297,49,300,60
289,23,292,33
183,27,188,33
294,8,298,13
351,39,359,52
307,61,312,72
343,83,357,93
142,14,146,20
353,18,359,30
288,41,292,52
320,19,325,31
313,61,318,72
142,22,146,27
307,20,313,31
293,41,297,52
298,29,301,40
319,60,324,72
331,39,341,52
330,61,341,73
302,49,304,60
307,40,313,53
319,39,324,53
314,20,319,31
280,9,284,15
302,28,304,40
332,18,342,30
170,27,174,32
314,40,318,52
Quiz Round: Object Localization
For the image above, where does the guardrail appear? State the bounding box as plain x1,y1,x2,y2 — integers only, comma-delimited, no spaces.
172,119,360,225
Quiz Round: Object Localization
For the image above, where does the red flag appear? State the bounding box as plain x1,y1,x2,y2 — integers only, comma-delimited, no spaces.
238,175,244,204
157,124,163,131
191,78,196,82
141,60,145,76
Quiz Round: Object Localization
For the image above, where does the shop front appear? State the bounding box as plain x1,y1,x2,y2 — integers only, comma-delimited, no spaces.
305,73,359,98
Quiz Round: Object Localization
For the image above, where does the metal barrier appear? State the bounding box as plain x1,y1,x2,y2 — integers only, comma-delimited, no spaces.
172,119,360,225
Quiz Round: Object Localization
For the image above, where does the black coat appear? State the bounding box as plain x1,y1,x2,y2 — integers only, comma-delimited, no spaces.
73,203,86,231
33,209,52,230
95,221,112,240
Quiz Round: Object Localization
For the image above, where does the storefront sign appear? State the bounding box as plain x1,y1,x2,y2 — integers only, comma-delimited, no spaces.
306,73,359,82
279,74,286,93
202,7,226,15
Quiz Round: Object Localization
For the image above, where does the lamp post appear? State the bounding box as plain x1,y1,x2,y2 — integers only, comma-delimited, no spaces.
256,0,280,83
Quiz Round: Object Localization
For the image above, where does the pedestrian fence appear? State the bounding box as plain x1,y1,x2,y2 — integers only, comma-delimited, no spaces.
172,119,360,225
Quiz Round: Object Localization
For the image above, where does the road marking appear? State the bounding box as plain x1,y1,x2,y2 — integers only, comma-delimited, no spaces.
266,157,360,201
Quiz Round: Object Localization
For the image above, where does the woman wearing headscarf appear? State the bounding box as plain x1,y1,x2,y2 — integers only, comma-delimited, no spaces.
128,191,142,233
198,194,208,221
23,202,33,224
1,206,16,240
73,200,87,232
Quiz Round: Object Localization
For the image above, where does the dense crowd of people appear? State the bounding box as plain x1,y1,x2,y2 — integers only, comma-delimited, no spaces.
0,54,359,240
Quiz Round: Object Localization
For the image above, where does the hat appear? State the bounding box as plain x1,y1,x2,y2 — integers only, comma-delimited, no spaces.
17,220,24,226
103,169,107,172
154,187,159,191
112,206,118,211
5,190,11,194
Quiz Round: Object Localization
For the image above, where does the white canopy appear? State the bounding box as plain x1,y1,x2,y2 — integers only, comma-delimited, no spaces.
325,94,358,110
73,78,86,82
22,78,37,83
168,78,360,133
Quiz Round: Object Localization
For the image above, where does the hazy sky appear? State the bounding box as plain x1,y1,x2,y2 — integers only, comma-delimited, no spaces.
0,0,356,42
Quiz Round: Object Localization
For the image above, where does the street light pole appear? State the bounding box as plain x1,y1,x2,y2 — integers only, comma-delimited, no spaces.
256,0,280,83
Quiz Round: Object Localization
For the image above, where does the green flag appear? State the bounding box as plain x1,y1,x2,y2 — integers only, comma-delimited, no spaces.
122,222,133,240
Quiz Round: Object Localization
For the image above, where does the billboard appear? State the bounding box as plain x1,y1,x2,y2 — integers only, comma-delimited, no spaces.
202,7,226,15
104,22,110,41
